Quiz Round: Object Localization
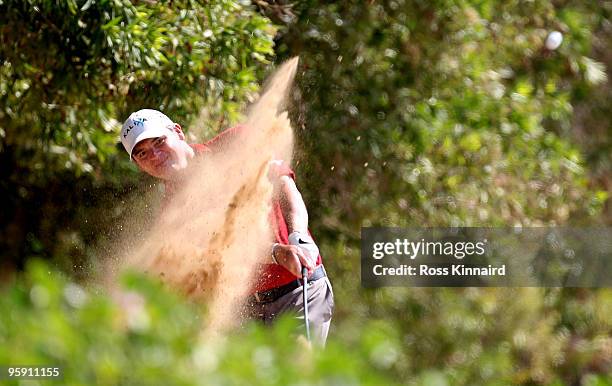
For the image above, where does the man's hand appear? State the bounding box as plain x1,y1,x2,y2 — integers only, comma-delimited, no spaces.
273,244,316,277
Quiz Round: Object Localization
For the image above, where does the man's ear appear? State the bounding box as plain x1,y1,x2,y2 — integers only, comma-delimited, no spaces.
172,123,186,140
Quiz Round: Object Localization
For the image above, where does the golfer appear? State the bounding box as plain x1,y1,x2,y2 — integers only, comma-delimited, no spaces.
120,109,334,345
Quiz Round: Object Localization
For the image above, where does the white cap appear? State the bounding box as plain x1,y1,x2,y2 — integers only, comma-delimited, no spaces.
120,109,175,157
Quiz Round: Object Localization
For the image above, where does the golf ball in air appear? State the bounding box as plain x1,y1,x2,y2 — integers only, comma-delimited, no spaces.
545,31,563,50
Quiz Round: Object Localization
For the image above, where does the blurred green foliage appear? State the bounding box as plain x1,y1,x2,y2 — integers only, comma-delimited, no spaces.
0,260,396,386
0,263,610,385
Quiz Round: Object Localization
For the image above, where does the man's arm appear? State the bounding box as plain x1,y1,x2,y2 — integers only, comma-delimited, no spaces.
272,175,317,276
278,175,308,234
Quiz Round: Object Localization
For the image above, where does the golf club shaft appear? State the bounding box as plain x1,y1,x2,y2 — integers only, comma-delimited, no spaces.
302,266,311,342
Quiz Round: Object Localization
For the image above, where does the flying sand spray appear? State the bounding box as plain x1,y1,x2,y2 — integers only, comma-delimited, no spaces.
109,58,303,338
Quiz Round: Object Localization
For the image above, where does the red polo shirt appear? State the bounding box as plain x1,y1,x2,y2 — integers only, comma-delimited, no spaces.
164,125,323,293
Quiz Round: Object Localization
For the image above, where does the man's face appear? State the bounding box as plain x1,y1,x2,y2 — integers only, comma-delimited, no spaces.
132,134,184,180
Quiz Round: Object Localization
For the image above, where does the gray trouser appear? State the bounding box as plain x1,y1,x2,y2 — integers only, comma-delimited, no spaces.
243,277,334,346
